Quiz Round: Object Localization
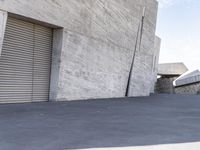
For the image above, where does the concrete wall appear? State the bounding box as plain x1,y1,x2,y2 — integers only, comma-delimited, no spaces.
0,0,159,101
0,10,7,56
126,0,159,97
175,82,200,95
156,76,178,94
150,36,161,93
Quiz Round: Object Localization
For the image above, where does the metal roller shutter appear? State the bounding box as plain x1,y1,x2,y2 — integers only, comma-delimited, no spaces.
0,17,52,103
33,24,52,102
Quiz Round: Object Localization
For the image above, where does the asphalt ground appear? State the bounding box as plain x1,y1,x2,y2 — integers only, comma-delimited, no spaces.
0,94,200,150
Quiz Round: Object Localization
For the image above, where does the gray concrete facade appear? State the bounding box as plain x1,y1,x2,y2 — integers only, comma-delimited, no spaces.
175,82,200,95
150,36,161,93
174,70,200,95
0,0,160,101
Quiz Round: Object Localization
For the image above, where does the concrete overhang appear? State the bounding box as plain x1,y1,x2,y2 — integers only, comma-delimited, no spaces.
174,70,200,87
158,63,188,76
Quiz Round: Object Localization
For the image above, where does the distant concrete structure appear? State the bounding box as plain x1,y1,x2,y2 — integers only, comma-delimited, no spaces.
158,63,188,76
157,63,200,95
156,63,188,94
174,70,200,95
156,76,178,94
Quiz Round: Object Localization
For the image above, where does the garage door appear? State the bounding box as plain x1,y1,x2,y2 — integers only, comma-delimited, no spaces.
0,17,52,103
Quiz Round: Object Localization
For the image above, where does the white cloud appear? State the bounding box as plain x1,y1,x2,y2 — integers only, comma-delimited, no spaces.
157,0,196,8
157,0,175,8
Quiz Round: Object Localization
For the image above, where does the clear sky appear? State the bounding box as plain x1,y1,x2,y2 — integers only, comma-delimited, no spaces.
156,0,200,70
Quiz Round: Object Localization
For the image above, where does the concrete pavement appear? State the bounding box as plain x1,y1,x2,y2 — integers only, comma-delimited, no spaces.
1,94,200,150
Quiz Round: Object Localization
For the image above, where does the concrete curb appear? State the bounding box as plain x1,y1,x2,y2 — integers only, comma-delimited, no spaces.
79,142,200,150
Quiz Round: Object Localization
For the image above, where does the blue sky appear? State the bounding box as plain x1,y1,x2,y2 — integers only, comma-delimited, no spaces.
156,0,200,70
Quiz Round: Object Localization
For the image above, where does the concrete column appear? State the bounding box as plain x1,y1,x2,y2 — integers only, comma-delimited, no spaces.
49,28,64,101
0,10,7,56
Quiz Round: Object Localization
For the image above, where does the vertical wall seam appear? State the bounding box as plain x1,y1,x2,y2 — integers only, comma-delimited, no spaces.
125,7,146,97
125,22,141,97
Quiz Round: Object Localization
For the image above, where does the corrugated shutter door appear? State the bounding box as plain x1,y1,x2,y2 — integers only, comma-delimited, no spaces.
0,18,34,103
32,25,52,102
0,17,52,103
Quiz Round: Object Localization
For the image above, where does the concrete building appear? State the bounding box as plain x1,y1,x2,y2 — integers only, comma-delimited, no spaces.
0,0,160,103
156,63,188,94
174,70,200,95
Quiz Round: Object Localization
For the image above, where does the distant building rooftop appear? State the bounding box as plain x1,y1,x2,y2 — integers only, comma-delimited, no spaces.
158,63,188,76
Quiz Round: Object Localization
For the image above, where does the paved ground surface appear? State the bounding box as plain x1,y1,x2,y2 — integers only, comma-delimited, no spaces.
1,94,200,150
